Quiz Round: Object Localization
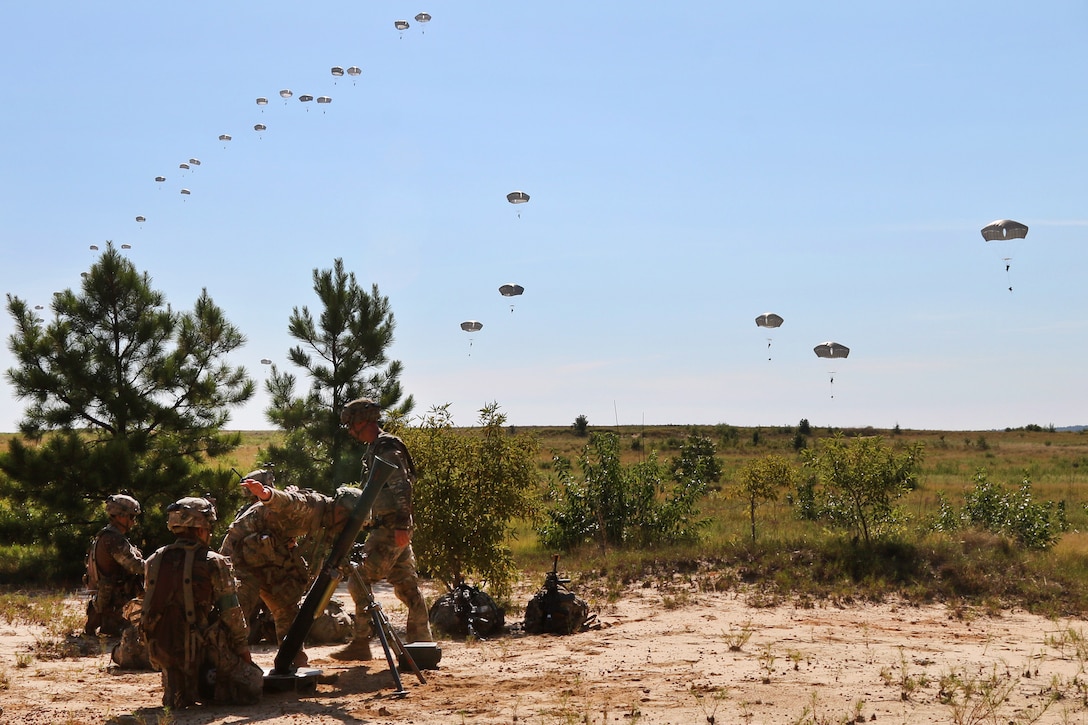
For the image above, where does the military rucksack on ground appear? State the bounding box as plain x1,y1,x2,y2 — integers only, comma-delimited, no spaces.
307,597,354,644
523,555,593,635
111,598,152,670
428,583,505,638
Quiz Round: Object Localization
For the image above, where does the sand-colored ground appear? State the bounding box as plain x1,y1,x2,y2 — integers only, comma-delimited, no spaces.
2,580,1088,725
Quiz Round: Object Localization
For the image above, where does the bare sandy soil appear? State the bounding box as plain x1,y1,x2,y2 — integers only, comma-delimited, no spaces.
3,579,1088,725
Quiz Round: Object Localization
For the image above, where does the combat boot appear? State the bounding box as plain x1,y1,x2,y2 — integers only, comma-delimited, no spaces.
84,601,101,637
331,638,372,661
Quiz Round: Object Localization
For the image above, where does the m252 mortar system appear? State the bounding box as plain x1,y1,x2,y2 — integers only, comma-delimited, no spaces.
265,454,423,695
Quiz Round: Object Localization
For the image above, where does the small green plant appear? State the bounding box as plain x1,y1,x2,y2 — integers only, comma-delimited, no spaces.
722,620,755,651
788,648,805,670
887,648,929,702
758,644,776,683
937,664,1026,725
691,685,727,724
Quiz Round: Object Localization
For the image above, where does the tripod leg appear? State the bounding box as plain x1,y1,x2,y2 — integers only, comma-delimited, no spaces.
370,604,408,696
350,565,426,687
376,606,426,684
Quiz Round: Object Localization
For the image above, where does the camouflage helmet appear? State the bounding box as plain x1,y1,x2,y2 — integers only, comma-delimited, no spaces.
340,397,382,426
333,485,363,513
244,468,275,487
166,497,218,533
105,494,141,518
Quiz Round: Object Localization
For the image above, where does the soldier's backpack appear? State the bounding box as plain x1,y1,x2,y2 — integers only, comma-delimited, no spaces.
83,535,100,592
111,598,152,670
307,598,354,644
428,583,505,638
523,556,592,635
142,543,214,675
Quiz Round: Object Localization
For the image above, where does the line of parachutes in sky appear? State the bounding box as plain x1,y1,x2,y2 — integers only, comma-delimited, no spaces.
755,217,1028,398
89,9,1031,398
106,11,536,366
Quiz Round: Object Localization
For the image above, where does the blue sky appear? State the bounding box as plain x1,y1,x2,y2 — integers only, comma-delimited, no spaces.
1,2,1086,432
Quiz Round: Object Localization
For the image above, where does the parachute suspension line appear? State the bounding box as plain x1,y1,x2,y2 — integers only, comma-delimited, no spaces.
1004,257,1013,292
828,372,836,399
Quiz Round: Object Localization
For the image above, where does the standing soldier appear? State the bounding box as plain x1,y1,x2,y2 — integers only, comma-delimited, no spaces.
84,494,145,637
337,397,432,660
142,497,261,709
219,480,365,667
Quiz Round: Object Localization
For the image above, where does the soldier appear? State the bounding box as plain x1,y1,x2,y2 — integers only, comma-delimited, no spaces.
220,478,364,667
142,497,261,709
84,494,145,637
337,397,432,661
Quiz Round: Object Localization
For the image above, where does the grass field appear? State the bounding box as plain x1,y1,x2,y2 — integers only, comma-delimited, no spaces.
139,422,1088,538
5,423,1088,613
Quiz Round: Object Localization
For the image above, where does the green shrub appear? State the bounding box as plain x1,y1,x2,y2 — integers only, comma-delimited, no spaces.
538,431,710,551
960,473,1061,549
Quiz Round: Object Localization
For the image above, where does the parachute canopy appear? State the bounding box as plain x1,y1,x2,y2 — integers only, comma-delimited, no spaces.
347,66,361,77
154,176,166,182
981,219,1028,241
135,215,146,223
415,12,431,23
395,20,410,30
460,320,483,332
499,283,524,297
219,134,232,142
506,190,530,204
755,313,783,329
254,123,267,131
814,342,849,359
179,163,190,170
256,97,268,106
260,358,272,365
317,96,332,104
180,188,191,195
188,158,200,166
331,66,344,77
89,244,99,251
279,89,293,99
299,94,314,103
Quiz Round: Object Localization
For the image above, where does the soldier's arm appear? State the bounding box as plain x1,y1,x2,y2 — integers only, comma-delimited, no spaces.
212,555,252,659
106,532,146,578
375,440,414,529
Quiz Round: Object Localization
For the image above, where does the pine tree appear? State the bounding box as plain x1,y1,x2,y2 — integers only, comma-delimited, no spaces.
1,242,253,571
261,258,413,491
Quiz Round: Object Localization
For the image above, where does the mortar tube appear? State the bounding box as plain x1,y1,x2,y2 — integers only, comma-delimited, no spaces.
271,453,398,675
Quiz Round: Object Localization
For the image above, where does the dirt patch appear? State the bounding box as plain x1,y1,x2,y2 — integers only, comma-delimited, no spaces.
2,582,1087,724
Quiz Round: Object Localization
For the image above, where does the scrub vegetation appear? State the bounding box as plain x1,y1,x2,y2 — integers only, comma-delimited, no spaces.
4,420,1088,618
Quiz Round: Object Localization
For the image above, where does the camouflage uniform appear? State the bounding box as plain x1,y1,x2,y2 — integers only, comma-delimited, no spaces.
143,498,260,709
84,495,145,637
219,487,344,654
347,431,432,645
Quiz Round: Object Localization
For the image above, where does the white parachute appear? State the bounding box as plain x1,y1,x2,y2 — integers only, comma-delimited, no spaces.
755,312,784,361
814,341,850,398
499,283,524,312
981,219,1028,292
506,190,530,218
461,320,482,355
